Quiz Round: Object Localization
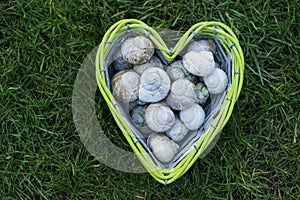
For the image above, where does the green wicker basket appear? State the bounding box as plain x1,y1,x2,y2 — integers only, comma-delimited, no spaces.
95,19,244,184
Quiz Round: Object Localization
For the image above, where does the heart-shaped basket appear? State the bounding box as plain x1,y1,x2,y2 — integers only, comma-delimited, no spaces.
95,19,244,184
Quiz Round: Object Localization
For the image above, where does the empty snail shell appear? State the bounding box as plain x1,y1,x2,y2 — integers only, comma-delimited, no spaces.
121,36,154,65
111,70,140,102
203,68,228,94
187,40,216,54
179,104,205,130
166,117,189,142
139,67,171,103
166,79,197,110
147,133,179,163
145,102,175,132
182,51,215,77
195,82,210,106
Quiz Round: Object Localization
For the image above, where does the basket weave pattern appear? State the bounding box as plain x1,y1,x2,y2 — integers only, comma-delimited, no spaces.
95,19,244,184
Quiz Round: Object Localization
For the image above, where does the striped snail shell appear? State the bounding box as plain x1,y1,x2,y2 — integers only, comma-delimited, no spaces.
179,104,205,130
145,102,175,132
121,36,154,65
166,117,189,142
139,67,171,103
111,70,140,102
203,68,228,94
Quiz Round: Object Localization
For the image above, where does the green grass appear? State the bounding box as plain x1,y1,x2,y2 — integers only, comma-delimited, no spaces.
1,0,299,199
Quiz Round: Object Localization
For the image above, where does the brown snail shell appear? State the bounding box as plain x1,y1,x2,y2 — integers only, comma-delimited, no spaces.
121,36,154,65
111,70,140,102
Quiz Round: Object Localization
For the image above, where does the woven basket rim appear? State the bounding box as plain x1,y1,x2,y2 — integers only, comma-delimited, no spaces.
95,19,244,184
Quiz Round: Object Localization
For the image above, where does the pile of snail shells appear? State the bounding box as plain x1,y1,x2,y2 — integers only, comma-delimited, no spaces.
111,35,228,164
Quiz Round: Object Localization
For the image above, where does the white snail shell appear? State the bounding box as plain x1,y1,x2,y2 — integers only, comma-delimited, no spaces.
121,36,154,65
203,68,228,94
187,40,216,54
166,117,189,142
195,82,210,106
139,67,171,103
111,70,140,101
182,51,215,77
147,133,179,163
179,104,205,130
145,102,175,132
166,79,197,110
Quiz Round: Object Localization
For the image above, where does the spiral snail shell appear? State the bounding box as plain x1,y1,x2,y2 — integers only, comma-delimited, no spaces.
111,70,140,102
182,51,215,77
166,79,197,110
147,133,179,163
145,102,175,132
139,67,171,103
166,117,189,142
121,36,154,65
179,104,205,130
203,68,228,94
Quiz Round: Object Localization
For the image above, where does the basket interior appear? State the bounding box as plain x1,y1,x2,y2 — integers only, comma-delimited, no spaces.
102,30,231,168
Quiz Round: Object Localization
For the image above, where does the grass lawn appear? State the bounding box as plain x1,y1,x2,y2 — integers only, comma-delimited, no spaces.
1,0,299,199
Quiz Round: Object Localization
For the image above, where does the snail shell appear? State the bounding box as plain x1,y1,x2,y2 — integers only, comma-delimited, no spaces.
139,67,171,103
195,82,210,106
111,70,140,101
147,133,179,163
166,117,189,142
166,60,198,83
203,68,228,94
182,51,215,77
187,40,216,54
179,104,205,130
145,102,175,132
121,36,154,65
166,79,197,110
